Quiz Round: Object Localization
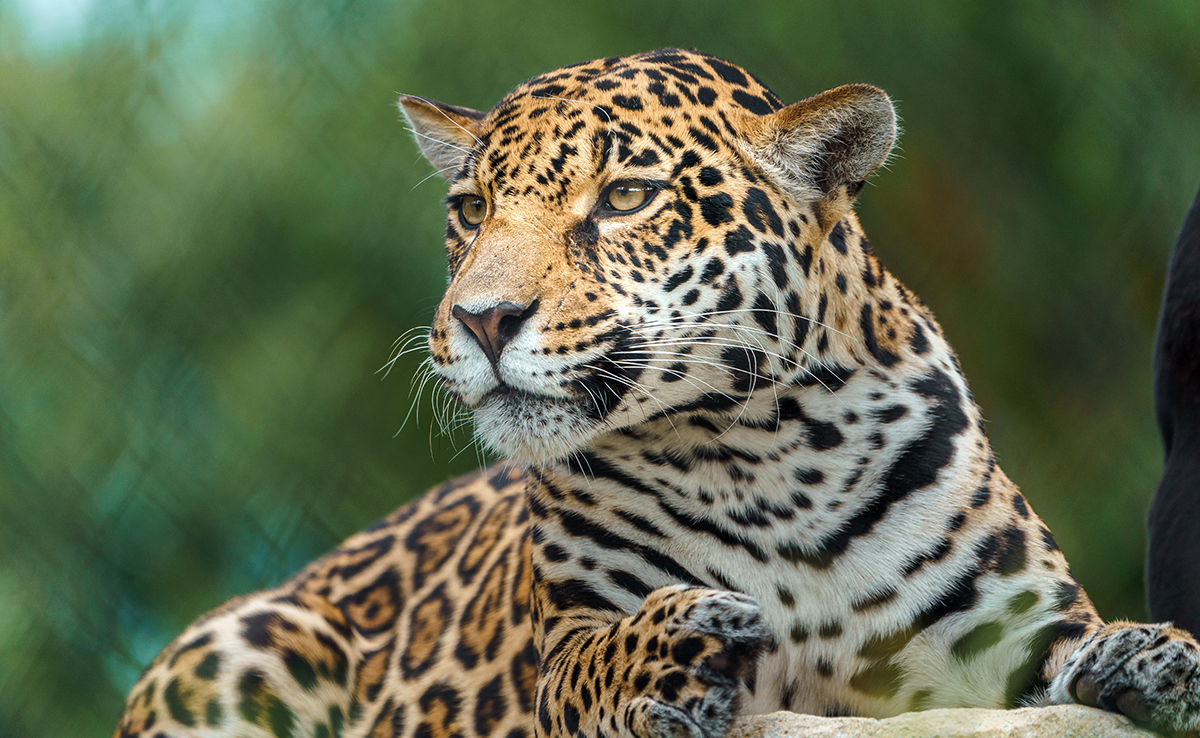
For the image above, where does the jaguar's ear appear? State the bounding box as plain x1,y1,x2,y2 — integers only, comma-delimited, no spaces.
742,84,896,207
398,95,485,179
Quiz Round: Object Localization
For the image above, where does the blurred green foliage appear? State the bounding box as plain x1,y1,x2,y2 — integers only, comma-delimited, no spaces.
1,0,1198,733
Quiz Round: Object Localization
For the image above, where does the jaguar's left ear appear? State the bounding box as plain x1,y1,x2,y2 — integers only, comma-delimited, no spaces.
741,84,896,214
398,95,486,179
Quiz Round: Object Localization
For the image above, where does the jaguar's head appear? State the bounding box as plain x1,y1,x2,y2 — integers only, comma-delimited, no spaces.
400,49,896,463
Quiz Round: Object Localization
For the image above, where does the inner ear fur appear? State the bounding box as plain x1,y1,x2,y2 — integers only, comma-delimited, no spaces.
742,83,896,205
398,95,485,179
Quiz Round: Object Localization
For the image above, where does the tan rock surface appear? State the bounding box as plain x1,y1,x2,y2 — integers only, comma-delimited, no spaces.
727,705,1160,738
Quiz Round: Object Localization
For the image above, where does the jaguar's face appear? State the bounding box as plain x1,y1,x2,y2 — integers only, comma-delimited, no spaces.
401,50,896,463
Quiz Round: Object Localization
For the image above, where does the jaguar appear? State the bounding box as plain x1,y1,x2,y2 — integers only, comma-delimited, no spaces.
115,49,1200,738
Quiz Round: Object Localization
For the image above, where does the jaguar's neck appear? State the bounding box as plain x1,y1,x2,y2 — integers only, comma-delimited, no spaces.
792,213,946,374
531,215,988,561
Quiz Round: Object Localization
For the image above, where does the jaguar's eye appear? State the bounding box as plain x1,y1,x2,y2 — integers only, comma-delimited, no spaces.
604,181,656,213
458,196,487,228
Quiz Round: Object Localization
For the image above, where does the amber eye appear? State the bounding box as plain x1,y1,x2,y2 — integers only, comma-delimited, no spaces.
604,181,656,213
458,196,487,228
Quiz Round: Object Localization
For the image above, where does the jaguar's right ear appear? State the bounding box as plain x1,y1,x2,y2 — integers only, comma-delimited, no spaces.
398,95,485,179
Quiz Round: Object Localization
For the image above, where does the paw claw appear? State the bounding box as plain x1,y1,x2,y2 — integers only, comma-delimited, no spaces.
1074,674,1100,707
1115,690,1151,724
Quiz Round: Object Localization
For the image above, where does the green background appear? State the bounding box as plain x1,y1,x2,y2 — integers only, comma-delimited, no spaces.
2,0,1198,733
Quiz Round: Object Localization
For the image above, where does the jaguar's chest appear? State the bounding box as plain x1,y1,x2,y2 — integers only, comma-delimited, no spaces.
527,363,1052,717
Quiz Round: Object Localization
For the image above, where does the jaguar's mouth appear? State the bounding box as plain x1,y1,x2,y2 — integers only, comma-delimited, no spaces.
481,383,565,404
472,383,601,463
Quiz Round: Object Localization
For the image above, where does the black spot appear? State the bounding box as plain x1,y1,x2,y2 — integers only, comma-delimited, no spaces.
195,652,220,680
164,678,196,727
872,404,908,424
860,303,900,367
912,566,982,633
553,500,704,586
731,89,774,115
723,225,756,255
851,588,898,612
818,621,843,639
951,621,1005,662
169,632,214,667
794,468,824,485
910,322,930,354
828,221,850,254
994,527,1028,576
699,193,735,226
607,569,652,598
901,537,952,577
777,397,844,452
673,637,705,667
688,127,719,152
715,283,743,313
401,583,452,678
795,243,813,277
546,578,619,613
1007,591,1039,615
283,650,317,691
777,586,796,607
237,669,296,738
474,676,506,737
241,612,278,649
971,485,991,508
696,86,717,106
612,94,643,110
773,493,806,518
633,672,651,692
751,292,779,339
705,58,748,86
908,690,933,712
742,188,784,236
537,693,553,736
656,670,688,702
1012,495,1029,518
699,167,723,186
207,698,223,727
1041,527,1060,551
1003,621,1063,707
699,258,725,284
848,661,902,699
763,242,788,289
664,265,694,292
790,622,809,643
661,362,688,382
1052,580,1080,612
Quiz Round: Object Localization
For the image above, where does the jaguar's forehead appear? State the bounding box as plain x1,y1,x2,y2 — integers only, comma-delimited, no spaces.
463,50,783,193
496,49,783,119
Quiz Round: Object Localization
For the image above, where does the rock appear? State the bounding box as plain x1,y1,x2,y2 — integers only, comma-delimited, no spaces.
726,705,1161,738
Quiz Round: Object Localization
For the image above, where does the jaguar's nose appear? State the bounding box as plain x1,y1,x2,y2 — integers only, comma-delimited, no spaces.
451,299,540,368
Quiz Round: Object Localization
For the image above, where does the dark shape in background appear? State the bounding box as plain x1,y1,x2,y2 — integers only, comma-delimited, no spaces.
1,1,1199,734
1148,184,1200,638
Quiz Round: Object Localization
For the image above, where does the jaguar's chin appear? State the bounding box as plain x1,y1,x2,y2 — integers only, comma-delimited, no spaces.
472,387,602,464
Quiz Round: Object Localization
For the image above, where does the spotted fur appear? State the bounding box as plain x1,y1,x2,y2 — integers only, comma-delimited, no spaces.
115,49,1200,738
